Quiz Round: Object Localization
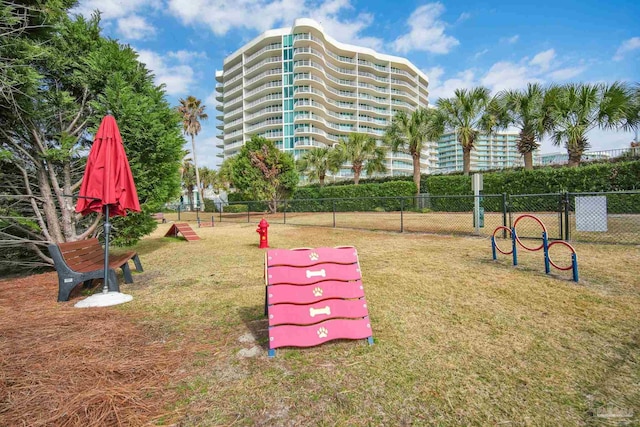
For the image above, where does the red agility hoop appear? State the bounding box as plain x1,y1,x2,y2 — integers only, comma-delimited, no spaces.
513,214,548,252
547,241,577,271
492,226,513,255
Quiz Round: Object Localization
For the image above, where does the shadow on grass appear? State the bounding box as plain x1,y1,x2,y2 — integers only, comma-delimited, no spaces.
238,304,270,350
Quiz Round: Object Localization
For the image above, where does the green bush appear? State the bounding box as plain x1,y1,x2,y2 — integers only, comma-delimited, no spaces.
224,204,248,213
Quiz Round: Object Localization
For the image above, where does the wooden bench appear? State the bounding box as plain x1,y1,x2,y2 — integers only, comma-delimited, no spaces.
152,212,166,223
48,238,143,302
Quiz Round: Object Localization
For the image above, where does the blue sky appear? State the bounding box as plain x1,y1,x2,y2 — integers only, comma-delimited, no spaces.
72,0,640,169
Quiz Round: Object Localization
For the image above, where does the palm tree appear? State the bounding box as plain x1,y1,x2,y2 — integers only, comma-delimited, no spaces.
543,82,632,166
384,108,444,196
332,133,387,184
436,87,497,175
498,83,546,170
180,157,196,210
177,96,208,209
296,146,339,186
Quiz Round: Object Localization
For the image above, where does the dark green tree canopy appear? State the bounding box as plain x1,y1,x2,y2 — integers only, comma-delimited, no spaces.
222,136,298,211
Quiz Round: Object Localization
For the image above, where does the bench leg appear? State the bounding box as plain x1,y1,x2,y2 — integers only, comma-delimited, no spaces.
122,262,133,284
58,278,77,302
132,254,143,272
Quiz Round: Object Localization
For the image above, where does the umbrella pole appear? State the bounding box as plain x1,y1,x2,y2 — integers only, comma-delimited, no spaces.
103,205,110,294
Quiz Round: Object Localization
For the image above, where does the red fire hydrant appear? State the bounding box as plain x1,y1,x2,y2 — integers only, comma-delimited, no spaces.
256,218,269,248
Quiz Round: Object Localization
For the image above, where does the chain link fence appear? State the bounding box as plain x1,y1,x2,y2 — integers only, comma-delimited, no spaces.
167,190,640,245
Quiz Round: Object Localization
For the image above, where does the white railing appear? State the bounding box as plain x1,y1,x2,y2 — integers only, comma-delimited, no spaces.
245,93,282,109
245,43,282,63
245,68,282,86
245,56,282,75
247,118,283,131
245,105,283,120
245,81,282,98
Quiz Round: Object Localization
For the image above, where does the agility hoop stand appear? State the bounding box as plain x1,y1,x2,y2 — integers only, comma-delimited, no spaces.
492,214,579,282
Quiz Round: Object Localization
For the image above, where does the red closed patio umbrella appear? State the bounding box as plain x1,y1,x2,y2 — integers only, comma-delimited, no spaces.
75,114,141,306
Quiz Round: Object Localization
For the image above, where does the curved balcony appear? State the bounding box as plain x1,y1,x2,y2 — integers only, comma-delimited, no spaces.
293,72,355,102
390,78,418,95
224,117,244,132
294,99,356,123
244,80,282,102
245,43,282,67
216,93,224,102
245,68,282,91
358,81,389,97
358,71,388,84
293,86,356,111
246,117,283,132
216,142,224,148
358,92,389,107
226,106,243,120
245,56,282,78
294,112,356,134
244,92,282,112
294,138,329,149
215,83,223,93
293,47,356,79
390,88,415,103
357,103,389,118
245,105,283,121
223,95,243,112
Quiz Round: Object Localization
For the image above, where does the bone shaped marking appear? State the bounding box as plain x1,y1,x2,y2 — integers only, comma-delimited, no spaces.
309,306,331,317
306,268,326,279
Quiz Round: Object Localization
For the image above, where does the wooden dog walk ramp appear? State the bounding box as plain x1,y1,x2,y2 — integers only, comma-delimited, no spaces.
165,223,200,241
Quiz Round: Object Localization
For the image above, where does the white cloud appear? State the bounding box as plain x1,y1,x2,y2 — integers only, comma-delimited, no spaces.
392,3,459,54
426,66,476,101
481,61,542,92
166,0,382,49
456,12,471,24
500,34,519,44
473,48,489,59
529,49,555,72
71,0,161,20
547,66,585,81
72,0,162,43
116,15,156,40
136,49,195,95
167,50,208,63
613,37,640,61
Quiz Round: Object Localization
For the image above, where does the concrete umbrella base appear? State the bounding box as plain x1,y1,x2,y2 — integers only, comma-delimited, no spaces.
74,291,133,308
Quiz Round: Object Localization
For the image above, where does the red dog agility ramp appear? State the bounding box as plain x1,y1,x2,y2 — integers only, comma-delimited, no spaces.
164,223,200,241
264,246,373,357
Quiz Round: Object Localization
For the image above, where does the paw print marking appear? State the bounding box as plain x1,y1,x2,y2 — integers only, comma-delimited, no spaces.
309,252,319,261
313,287,323,297
317,327,328,338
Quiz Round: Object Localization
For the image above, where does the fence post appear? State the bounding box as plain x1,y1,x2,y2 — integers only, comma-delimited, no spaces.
283,200,287,224
247,202,251,223
564,192,570,241
332,199,336,228
400,197,404,233
502,193,508,239
177,204,181,221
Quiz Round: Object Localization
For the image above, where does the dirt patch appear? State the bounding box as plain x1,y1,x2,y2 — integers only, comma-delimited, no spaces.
0,273,187,426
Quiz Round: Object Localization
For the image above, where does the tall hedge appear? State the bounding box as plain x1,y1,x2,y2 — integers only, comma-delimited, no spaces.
424,161,640,195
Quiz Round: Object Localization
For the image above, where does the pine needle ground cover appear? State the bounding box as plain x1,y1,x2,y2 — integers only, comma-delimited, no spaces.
1,222,638,426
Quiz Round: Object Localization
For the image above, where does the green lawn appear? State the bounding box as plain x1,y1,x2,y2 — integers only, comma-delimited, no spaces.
118,221,640,425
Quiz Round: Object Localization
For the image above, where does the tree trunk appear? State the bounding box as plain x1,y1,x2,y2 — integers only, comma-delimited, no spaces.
463,147,472,176
412,153,421,196
319,173,325,186
567,150,582,167
353,164,361,185
524,151,533,170
191,134,203,210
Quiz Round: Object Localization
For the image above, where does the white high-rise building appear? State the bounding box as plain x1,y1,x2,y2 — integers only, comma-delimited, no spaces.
435,131,541,173
215,18,434,178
